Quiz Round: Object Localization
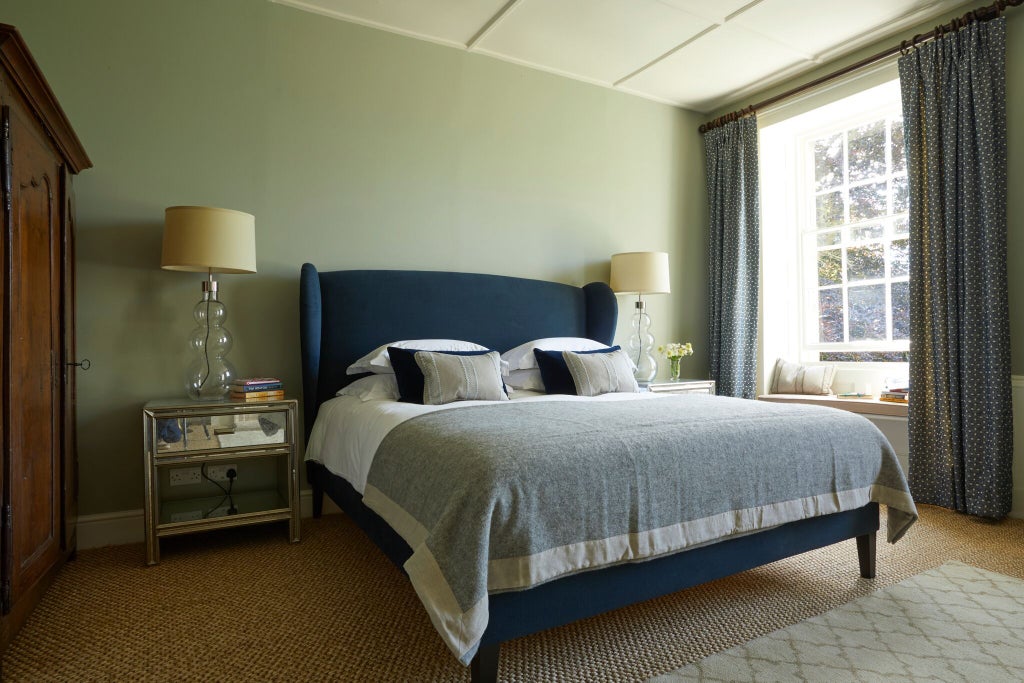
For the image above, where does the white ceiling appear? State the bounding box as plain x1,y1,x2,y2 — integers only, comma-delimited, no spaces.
272,0,975,113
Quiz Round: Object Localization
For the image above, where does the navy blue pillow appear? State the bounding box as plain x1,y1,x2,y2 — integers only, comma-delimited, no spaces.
388,347,498,404
534,345,621,395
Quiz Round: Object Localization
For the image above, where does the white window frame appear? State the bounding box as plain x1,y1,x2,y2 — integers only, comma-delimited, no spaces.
759,78,908,395
795,110,909,355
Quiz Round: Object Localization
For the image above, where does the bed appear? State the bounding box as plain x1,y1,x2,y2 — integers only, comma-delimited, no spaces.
299,264,917,682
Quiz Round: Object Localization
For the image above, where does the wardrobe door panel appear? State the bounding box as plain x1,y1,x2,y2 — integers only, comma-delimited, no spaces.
60,166,76,552
6,101,60,601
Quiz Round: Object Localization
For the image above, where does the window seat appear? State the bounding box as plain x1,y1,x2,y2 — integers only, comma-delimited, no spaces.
757,394,907,418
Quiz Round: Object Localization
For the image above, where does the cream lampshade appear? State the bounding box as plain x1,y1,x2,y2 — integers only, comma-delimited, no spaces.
162,206,257,400
162,206,256,273
610,251,671,383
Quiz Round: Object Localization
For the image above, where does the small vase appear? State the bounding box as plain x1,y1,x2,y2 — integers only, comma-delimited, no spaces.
669,357,681,381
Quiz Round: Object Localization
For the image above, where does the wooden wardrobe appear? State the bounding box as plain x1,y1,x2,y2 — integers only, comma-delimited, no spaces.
0,24,90,653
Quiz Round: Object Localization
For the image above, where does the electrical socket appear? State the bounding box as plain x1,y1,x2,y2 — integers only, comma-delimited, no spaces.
169,467,202,486
205,464,238,482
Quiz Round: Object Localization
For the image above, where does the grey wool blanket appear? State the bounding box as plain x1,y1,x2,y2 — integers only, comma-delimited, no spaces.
362,394,918,664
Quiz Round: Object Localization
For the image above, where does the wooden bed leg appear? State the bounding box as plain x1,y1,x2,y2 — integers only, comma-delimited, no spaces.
470,642,500,683
857,531,876,578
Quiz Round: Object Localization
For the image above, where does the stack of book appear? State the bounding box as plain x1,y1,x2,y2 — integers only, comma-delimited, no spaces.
879,387,909,404
230,377,284,402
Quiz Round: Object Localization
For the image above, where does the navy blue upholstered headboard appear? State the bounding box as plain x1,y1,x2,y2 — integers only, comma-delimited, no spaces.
299,264,617,435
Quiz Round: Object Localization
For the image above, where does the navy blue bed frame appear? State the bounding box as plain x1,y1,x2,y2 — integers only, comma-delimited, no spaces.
299,264,879,682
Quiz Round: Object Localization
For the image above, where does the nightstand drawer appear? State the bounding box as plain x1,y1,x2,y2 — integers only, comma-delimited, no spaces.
153,410,289,454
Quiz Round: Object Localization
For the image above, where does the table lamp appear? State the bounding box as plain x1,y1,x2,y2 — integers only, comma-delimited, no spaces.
610,251,670,383
162,206,256,400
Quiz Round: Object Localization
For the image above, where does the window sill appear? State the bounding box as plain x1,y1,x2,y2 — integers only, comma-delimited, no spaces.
757,393,907,418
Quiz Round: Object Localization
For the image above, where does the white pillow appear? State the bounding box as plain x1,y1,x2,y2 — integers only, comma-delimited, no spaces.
347,339,489,375
335,374,399,401
769,358,837,395
415,351,509,405
501,337,609,372
505,368,545,391
563,348,640,397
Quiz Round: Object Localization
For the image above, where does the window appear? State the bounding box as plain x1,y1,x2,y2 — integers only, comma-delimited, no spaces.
760,77,908,392
804,116,909,358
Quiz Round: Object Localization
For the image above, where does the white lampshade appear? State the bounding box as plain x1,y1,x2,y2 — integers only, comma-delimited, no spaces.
162,206,257,273
609,252,670,294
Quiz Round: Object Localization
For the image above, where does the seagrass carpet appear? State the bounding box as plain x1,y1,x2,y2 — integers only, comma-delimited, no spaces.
3,505,1023,682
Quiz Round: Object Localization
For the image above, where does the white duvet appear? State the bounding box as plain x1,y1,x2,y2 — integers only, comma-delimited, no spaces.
305,390,661,494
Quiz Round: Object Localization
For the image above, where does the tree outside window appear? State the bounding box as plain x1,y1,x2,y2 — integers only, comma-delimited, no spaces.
806,117,909,361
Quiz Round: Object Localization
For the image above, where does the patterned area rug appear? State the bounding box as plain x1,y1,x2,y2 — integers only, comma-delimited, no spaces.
650,562,1024,682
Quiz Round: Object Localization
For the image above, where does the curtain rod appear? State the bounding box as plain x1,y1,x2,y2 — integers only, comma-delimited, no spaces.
698,0,1022,134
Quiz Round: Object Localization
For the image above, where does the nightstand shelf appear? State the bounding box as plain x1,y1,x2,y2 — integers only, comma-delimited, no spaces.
142,398,300,565
645,379,716,395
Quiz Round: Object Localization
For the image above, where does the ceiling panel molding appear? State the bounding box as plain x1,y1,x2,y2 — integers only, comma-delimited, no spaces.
473,0,714,85
467,0,524,50
613,23,720,88
270,0,467,48
699,0,976,112
272,0,982,113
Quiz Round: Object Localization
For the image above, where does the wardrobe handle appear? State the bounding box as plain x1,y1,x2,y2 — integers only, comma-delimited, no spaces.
66,358,90,370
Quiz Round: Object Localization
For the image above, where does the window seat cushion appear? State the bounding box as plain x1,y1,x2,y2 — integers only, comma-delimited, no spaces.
757,393,907,418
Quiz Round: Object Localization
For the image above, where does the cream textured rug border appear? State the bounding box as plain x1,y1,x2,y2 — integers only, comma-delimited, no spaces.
2,505,1023,681
650,562,1024,682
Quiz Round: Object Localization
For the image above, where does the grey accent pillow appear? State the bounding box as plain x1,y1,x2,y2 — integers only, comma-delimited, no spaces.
415,351,510,405
769,358,837,395
562,348,640,397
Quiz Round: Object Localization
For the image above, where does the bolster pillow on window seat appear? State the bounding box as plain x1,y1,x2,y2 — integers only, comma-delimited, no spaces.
769,358,837,395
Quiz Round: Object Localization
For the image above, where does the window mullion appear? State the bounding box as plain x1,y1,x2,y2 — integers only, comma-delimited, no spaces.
841,129,850,344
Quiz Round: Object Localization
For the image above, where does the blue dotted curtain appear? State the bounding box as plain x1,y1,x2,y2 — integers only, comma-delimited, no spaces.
703,116,760,399
899,17,1012,518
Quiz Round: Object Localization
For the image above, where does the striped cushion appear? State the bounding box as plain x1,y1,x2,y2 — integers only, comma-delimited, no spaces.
415,351,509,405
769,358,836,395
562,348,639,397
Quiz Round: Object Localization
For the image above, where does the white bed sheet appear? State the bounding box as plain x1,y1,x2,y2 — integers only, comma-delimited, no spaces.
305,390,660,494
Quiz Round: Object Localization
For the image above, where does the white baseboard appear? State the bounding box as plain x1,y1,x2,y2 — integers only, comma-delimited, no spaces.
77,489,340,550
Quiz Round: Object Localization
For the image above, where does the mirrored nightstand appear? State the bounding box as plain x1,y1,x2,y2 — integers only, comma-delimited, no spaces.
142,397,299,565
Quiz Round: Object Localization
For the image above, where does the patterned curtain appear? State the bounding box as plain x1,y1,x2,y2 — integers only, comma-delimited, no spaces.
703,116,759,399
899,17,1012,518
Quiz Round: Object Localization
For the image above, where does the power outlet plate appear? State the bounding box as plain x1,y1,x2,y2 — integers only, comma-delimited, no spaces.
205,464,238,482
168,467,202,486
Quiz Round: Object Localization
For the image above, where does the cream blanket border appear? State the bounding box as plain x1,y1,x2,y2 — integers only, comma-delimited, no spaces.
363,484,915,664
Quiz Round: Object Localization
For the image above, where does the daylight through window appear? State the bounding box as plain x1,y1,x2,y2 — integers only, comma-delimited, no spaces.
759,77,908,383
805,115,909,361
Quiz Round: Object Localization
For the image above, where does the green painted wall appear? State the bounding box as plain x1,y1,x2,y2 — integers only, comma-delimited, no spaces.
3,1,707,515
712,0,1024,373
